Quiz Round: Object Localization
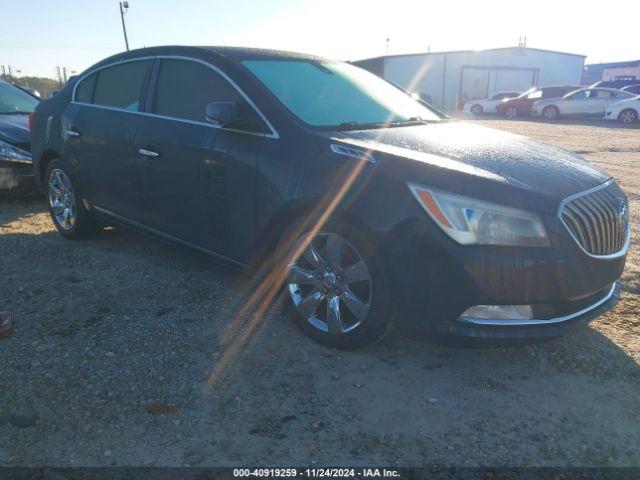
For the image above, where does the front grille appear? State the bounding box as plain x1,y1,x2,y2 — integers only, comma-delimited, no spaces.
532,285,613,320
559,181,629,256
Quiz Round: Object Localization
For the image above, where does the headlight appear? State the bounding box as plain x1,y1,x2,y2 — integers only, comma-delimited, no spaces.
0,139,31,164
408,183,549,246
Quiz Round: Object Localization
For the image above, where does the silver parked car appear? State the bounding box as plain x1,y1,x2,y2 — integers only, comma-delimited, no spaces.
531,88,635,119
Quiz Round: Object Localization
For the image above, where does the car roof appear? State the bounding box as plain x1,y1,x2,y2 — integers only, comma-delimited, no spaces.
89,45,327,69
587,87,626,92
539,85,580,90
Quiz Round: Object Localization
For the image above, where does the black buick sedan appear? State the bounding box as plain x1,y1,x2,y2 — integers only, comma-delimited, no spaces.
30,46,629,348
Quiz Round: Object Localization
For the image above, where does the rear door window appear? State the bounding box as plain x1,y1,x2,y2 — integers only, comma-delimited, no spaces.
593,90,613,99
567,90,588,100
151,58,267,133
541,88,564,99
92,60,152,111
75,73,97,103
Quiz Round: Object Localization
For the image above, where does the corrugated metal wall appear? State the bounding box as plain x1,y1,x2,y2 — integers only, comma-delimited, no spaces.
362,48,585,110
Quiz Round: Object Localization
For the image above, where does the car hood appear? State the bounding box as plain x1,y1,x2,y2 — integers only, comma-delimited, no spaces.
0,114,30,147
321,121,610,199
608,97,640,109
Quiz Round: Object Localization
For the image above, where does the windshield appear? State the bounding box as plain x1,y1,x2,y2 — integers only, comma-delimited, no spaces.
0,82,39,114
243,59,441,128
516,87,537,99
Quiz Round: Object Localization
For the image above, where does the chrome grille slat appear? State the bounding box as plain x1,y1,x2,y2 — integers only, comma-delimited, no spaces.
559,181,629,258
584,195,608,254
594,192,616,252
562,208,588,248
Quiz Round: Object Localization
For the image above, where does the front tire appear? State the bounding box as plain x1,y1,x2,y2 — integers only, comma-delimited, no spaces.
618,108,638,124
45,159,97,239
542,105,559,120
505,106,518,119
470,104,483,115
278,216,391,349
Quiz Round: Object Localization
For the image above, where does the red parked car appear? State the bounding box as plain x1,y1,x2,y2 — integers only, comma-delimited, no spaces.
497,85,580,119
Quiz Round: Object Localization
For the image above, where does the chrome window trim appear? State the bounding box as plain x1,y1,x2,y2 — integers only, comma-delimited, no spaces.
557,179,630,260
71,55,156,104
458,283,616,326
70,54,279,139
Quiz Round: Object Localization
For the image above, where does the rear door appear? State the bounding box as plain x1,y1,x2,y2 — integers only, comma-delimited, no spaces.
64,58,153,221
588,89,615,116
135,57,275,261
560,89,589,115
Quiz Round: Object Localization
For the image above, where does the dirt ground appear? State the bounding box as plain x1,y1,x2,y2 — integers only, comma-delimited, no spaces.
1,118,639,468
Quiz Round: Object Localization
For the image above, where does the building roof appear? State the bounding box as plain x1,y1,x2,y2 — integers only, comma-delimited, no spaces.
585,60,640,69
354,46,587,64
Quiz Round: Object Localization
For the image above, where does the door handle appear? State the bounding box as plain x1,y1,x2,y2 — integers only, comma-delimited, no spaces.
138,148,159,158
65,128,80,137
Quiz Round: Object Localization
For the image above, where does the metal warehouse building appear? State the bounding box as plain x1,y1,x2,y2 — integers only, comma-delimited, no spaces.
582,59,640,85
354,46,585,110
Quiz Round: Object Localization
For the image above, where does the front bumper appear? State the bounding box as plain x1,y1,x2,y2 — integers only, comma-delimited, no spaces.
381,215,626,341
441,282,619,340
0,159,37,197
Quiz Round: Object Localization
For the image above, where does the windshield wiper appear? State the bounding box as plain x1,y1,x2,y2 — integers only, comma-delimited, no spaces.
336,117,438,131
0,111,32,115
389,116,435,126
338,121,365,130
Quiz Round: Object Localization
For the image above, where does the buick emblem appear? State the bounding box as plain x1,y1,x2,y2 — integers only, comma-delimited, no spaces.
618,200,628,233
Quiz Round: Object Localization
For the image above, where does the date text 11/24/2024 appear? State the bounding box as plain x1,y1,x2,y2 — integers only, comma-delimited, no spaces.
233,468,401,478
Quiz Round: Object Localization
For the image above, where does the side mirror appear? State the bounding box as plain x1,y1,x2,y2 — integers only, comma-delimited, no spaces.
206,101,237,126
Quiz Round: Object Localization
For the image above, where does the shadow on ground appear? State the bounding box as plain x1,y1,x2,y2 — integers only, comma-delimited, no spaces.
1,201,639,466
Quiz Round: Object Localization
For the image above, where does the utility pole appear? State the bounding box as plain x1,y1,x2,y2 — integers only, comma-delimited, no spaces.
119,1,130,51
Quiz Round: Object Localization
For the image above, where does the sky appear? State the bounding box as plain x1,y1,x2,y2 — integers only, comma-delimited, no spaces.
2,0,639,78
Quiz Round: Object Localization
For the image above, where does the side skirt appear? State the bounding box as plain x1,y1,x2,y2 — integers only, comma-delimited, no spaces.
91,205,251,273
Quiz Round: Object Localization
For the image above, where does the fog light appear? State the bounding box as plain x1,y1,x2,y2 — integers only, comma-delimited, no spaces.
460,304,534,321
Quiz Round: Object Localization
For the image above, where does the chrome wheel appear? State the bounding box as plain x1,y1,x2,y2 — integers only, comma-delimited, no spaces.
543,106,559,120
287,232,371,335
619,109,638,124
48,168,77,231
470,104,482,115
505,107,518,119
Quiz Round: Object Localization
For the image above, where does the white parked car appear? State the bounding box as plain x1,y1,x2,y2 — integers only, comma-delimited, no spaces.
462,91,520,115
531,88,635,120
605,96,640,124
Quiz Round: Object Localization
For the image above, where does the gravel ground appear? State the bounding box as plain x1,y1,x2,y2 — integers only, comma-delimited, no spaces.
0,118,639,467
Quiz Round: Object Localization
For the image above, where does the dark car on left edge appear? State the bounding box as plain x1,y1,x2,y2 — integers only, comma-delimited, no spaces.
0,78,38,194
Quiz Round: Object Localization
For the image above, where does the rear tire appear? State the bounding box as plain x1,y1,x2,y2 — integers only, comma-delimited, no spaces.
618,108,638,124
542,105,559,120
277,215,391,349
45,159,98,239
